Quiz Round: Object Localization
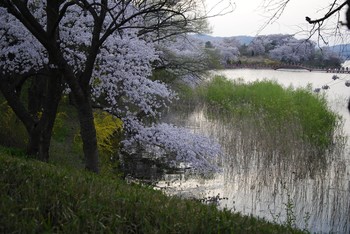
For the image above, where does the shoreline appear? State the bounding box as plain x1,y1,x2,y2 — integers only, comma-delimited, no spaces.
224,64,346,73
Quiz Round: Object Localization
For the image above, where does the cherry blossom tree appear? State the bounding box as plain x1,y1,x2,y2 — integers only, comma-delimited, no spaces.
248,37,266,56
154,36,211,87
0,2,62,161
214,38,240,65
245,34,322,64
199,38,240,66
313,47,343,67
0,0,229,173
269,38,316,63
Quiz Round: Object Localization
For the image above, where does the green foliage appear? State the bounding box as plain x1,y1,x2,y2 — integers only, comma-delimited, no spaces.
94,111,123,177
204,48,223,69
94,111,123,155
232,56,281,67
291,88,338,148
0,101,27,148
0,145,27,158
264,58,280,66
0,151,304,233
48,102,84,170
284,193,297,231
73,110,123,176
52,111,69,142
74,111,122,155
205,41,214,48
196,76,339,148
151,68,178,84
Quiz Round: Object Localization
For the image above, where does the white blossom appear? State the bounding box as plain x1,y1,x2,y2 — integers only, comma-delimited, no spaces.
0,4,47,75
123,117,221,173
0,0,221,172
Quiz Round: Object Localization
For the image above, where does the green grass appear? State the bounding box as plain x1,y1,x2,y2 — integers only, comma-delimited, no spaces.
0,150,304,233
196,76,339,149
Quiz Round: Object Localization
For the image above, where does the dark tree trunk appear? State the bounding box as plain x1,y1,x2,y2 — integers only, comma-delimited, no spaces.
0,76,41,157
52,58,100,172
35,72,62,161
0,71,62,161
77,99,99,173
28,74,46,118
346,2,350,30
344,4,350,114
26,126,40,156
44,0,101,173
42,0,102,173
26,74,48,159
25,71,62,161
25,0,63,161
45,51,100,173
2,1,100,171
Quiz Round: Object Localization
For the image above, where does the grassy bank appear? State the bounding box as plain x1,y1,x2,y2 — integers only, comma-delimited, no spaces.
0,148,304,233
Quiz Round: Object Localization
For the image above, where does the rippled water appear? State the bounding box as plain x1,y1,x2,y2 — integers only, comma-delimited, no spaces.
159,69,350,233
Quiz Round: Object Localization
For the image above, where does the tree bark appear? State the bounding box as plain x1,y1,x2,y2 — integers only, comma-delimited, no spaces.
26,72,62,161
2,1,100,170
26,126,40,156
77,100,99,173
37,72,62,161
28,74,46,118
0,71,62,161
346,2,350,30
26,74,47,159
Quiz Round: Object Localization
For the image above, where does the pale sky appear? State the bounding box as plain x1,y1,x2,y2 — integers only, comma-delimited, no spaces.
205,0,348,42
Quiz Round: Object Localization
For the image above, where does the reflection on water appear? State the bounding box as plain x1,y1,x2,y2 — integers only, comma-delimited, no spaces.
158,69,350,233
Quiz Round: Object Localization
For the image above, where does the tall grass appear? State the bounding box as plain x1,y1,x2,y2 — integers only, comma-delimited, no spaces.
166,76,346,231
0,151,303,233
196,76,339,149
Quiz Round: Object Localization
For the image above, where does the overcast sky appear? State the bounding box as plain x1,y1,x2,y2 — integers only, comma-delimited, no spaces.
205,0,348,41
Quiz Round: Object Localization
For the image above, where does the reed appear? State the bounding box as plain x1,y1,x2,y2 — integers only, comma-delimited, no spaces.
196,76,340,149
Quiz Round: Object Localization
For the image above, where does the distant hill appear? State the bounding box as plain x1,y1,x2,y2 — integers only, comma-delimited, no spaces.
192,34,350,61
233,36,254,45
192,34,254,45
328,44,350,59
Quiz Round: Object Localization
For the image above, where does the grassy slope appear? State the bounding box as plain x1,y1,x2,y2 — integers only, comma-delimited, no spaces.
0,148,303,233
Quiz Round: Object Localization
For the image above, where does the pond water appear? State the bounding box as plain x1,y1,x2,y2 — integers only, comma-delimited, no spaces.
158,69,350,233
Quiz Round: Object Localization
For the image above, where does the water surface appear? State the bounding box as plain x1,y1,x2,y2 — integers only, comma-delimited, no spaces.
159,69,350,233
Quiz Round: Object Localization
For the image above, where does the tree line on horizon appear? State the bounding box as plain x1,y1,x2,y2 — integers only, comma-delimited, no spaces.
193,34,344,68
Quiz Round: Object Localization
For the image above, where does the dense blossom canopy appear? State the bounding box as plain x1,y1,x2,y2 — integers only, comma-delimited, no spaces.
248,35,316,63
0,6,46,74
0,0,221,172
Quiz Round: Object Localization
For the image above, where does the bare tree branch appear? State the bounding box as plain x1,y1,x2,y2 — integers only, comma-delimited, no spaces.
305,1,347,25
